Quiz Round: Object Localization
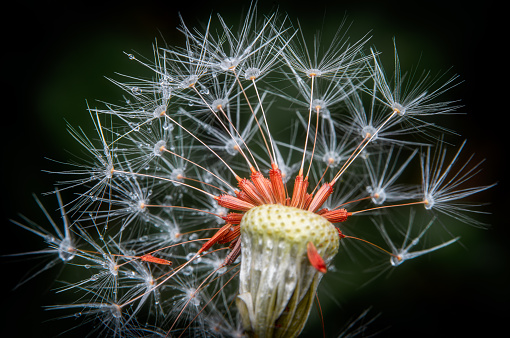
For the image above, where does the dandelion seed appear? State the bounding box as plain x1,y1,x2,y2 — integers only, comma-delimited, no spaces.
376,212,460,267
364,146,418,205
420,141,495,226
369,41,461,136
8,190,76,288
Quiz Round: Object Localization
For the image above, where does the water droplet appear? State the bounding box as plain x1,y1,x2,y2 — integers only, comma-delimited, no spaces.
181,265,193,276
111,306,122,318
163,120,174,131
44,235,56,243
390,255,403,266
127,54,135,60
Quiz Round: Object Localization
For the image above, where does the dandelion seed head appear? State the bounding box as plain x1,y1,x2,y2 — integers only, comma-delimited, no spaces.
128,196,148,214
153,140,166,157
312,99,332,119
95,255,120,277
163,223,182,241
361,125,378,139
367,186,387,205
209,205,229,224
312,99,327,111
179,75,199,89
243,67,261,80
323,150,342,168
171,277,203,315
153,105,167,118
305,68,322,77
211,98,229,112
219,57,241,71
169,167,185,185
11,6,495,337
225,137,242,156
392,102,406,116
423,194,435,210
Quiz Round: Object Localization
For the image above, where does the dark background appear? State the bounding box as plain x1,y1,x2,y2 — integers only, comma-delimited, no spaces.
2,1,506,337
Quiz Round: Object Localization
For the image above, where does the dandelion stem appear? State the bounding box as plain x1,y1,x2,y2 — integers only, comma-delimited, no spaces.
251,78,277,165
111,169,217,199
191,84,257,171
232,68,276,167
300,74,316,176
306,106,321,178
343,235,396,257
350,200,426,215
332,109,398,184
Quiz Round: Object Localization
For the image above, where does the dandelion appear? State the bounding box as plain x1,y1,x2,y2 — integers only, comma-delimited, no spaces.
363,146,418,205
369,41,461,119
377,210,460,268
8,190,76,288
420,140,496,226
9,6,494,338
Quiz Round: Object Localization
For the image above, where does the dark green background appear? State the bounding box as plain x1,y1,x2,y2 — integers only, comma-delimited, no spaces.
2,1,506,337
